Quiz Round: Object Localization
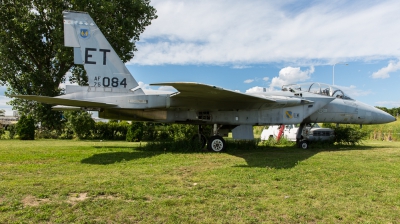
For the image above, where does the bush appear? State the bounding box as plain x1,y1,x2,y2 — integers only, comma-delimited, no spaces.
110,121,129,140
8,124,17,139
259,137,295,147
164,124,197,141
126,122,144,142
63,111,95,139
16,115,35,140
0,127,5,137
226,139,260,150
92,121,129,140
92,121,110,140
142,122,158,141
143,139,207,152
36,129,60,139
333,126,368,145
59,125,74,139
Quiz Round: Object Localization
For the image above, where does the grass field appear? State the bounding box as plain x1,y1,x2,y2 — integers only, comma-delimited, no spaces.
1,139,400,223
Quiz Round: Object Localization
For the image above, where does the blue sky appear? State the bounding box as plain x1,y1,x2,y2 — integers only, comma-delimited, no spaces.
1,0,400,115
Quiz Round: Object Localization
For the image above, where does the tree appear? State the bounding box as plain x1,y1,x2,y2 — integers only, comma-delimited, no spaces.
0,0,157,130
126,122,144,142
0,109,5,117
63,111,94,139
63,111,95,139
16,114,35,140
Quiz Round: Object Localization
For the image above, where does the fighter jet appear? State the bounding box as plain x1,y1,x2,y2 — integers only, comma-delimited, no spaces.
12,11,396,151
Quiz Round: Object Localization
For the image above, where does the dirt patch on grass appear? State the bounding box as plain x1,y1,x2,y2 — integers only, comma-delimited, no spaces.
20,193,121,207
97,195,118,200
67,193,89,205
21,195,50,207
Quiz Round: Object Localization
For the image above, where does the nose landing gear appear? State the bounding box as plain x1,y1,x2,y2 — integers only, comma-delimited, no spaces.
296,122,309,149
299,140,309,149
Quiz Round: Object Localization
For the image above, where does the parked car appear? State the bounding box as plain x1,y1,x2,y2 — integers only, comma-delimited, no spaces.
302,126,335,141
260,124,299,141
261,123,334,148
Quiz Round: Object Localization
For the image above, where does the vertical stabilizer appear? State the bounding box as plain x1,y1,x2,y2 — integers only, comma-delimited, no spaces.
63,11,143,93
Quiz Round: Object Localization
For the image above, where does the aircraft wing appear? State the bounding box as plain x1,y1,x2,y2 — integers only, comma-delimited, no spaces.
10,95,117,108
151,82,307,110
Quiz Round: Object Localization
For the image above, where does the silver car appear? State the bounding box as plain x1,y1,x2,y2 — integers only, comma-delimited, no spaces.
299,124,334,149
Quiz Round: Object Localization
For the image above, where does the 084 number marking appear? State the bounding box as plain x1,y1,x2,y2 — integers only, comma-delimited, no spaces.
93,77,127,88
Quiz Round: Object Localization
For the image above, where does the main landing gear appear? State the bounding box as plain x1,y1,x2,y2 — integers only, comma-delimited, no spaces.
296,122,309,149
191,125,207,149
192,124,226,152
207,135,226,152
208,124,226,152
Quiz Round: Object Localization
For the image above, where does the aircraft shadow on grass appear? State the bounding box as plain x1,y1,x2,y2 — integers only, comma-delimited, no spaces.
228,148,318,169
228,145,374,169
81,144,374,168
81,150,160,165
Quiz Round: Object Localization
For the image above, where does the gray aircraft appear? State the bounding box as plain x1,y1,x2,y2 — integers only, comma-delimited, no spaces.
12,11,396,151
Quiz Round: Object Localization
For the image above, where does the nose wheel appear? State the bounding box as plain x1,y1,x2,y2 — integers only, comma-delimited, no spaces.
299,140,309,149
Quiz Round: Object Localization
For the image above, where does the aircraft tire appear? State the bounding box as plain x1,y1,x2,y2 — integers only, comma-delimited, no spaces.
191,134,207,149
207,136,226,152
300,140,309,149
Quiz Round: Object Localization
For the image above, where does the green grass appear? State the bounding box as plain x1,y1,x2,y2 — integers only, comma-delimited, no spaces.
363,119,400,141
1,139,400,223
337,119,400,141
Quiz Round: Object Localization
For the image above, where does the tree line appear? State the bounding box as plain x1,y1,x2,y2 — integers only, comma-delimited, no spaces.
375,106,400,117
0,111,203,142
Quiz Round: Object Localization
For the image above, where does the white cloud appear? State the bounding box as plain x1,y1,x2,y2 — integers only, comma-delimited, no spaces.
269,66,314,89
0,86,13,116
336,84,371,98
0,96,12,107
244,79,254,84
232,65,251,69
245,67,314,93
131,0,400,65
245,86,266,93
157,86,177,92
138,81,177,92
371,60,400,79
0,96,14,116
138,81,151,89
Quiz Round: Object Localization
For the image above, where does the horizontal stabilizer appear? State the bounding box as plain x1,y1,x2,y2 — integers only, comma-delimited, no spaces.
10,95,117,108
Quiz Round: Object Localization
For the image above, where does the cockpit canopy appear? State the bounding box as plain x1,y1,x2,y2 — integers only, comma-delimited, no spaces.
282,82,353,100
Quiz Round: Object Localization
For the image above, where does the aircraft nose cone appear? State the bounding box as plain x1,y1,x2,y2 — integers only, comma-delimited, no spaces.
376,110,396,123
